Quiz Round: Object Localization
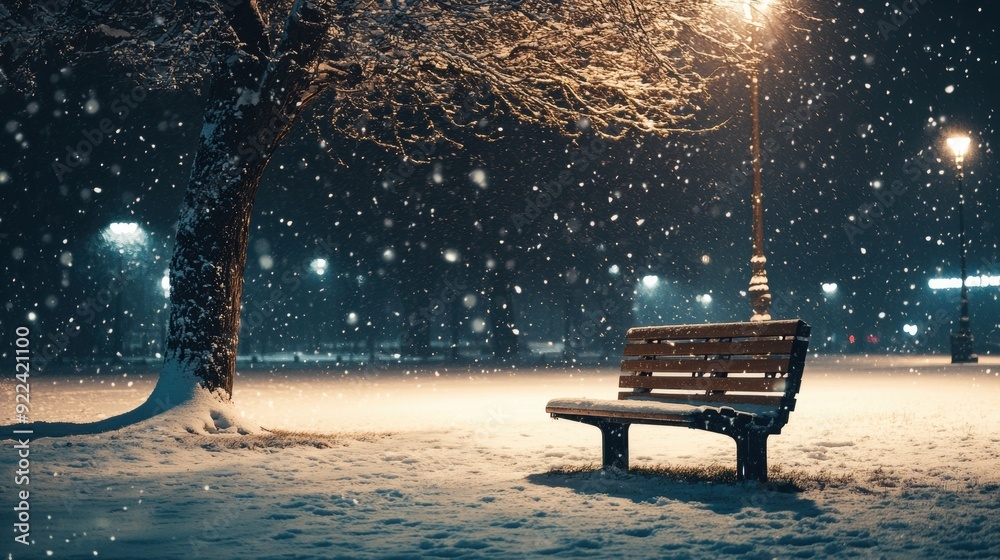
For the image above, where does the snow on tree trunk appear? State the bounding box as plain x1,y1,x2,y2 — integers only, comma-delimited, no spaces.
162,70,274,398
154,2,333,412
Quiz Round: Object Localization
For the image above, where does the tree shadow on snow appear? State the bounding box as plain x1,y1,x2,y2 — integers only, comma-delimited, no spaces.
526,463,835,517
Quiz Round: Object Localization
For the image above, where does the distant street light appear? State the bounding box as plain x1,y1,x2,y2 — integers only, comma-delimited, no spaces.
310,258,329,276
945,134,977,363
159,270,170,357
742,0,773,322
821,282,838,295
102,222,148,257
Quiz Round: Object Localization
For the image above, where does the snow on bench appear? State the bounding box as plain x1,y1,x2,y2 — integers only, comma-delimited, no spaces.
545,319,811,482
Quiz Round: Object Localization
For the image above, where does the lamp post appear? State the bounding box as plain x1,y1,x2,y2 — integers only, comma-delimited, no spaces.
101,222,148,360
744,0,772,322
945,135,977,363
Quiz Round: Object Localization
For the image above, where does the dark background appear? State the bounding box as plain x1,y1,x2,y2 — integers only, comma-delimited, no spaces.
1,1,997,368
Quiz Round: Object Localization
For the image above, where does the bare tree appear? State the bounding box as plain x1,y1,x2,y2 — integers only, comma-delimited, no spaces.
1,0,755,434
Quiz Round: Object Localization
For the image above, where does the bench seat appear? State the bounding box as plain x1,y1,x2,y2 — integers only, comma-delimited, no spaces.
545,398,780,423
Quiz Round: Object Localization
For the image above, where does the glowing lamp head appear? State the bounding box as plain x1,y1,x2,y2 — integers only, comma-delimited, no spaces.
101,221,148,257
109,222,139,236
946,136,971,163
310,258,329,276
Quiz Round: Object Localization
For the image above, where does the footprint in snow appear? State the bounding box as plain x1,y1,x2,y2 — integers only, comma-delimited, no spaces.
453,539,490,550
311,508,344,517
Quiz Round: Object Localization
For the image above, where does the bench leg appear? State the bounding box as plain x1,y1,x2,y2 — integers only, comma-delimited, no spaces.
735,430,769,482
597,421,630,471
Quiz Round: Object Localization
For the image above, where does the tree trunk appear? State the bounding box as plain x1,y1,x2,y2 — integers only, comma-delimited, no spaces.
158,55,275,398
155,1,334,404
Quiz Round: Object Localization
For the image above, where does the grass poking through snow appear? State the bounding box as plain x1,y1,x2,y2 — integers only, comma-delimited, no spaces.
193,429,391,451
548,462,858,493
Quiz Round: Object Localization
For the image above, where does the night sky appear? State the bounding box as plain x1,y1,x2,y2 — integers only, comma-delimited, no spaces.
1,1,997,362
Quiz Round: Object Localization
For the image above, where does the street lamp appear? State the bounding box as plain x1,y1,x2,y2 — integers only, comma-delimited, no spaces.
100,221,149,361
102,222,148,255
945,135,977,363
743,0,772,322
310,257,329,276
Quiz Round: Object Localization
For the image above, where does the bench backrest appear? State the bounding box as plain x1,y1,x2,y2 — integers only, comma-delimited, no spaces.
620,319,810,426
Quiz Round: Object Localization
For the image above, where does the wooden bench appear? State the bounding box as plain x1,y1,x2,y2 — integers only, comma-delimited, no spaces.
546,319,810,482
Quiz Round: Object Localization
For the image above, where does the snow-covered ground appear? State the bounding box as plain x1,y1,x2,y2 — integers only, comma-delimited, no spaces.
2,355,999,559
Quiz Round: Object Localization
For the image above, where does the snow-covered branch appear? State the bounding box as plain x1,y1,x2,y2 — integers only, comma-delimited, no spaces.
1,0,807,142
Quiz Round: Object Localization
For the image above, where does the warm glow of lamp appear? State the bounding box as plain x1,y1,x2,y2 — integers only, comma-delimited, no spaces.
946,136,971,163
742,0,771,23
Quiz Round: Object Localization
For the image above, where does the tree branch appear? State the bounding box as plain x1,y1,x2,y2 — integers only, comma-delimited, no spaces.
217,0,271,60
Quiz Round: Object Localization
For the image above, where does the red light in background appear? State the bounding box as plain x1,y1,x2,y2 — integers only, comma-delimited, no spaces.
849,335,856,344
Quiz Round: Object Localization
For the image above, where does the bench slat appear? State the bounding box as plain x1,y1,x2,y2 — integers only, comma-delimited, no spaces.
621,358,790,374
619,375,787,392
626,319,805,341
546,407,693,425
619,391,787,408
623,339,795,357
